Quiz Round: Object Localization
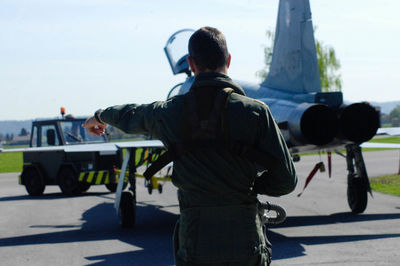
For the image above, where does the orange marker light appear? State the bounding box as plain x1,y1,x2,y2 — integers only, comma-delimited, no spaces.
60,107,66,116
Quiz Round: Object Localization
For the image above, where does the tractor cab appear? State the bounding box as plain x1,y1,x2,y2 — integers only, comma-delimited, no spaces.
30,112,107,148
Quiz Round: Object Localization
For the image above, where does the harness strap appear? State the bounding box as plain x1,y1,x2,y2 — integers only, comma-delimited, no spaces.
187,87,234,140
143,141,279,180
143,87,278,180
204,88,234,139
144,88,233,180
143,150,175,180
185,91,200,137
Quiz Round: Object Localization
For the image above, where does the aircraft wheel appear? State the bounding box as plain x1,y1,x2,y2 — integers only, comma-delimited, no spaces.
158,184,163,194
22,167,45,196
119,191,136,228
347,174,368,214
105,182,127,193
58,167,81,195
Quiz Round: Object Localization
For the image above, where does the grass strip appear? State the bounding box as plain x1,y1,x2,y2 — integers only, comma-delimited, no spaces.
370,174,400,197
0,148,151,173
0,152,23,173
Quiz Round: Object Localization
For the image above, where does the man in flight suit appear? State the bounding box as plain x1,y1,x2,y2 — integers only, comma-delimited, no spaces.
83,26,297,265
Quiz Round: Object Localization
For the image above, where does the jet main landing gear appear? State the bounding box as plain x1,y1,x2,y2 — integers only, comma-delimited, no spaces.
345,144,372,214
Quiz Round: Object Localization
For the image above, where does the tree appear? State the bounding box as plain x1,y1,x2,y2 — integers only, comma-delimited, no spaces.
389,105,400,127
19,128,28,136
380,112,390,125
256,30,274,81
257,28,342,92
5,133,14,141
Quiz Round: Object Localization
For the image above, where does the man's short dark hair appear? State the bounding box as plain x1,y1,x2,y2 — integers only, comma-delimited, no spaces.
188,27,229,72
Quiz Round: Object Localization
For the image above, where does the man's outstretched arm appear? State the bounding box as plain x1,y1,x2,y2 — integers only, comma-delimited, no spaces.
82,103,162,138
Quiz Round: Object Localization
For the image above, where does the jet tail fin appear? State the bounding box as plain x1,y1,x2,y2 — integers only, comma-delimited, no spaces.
262,0,321,93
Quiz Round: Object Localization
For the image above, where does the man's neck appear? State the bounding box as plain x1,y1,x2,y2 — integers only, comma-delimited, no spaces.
195,72,229,79
194,67,228,76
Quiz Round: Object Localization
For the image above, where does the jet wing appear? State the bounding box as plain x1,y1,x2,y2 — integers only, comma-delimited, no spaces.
377,127,400,136
0,140,165,154
0,146,66,153
360,142,400,149
115,140,163,149
359,127,400,149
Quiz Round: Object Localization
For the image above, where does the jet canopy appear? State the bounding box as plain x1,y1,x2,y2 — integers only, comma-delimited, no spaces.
164,29,194,76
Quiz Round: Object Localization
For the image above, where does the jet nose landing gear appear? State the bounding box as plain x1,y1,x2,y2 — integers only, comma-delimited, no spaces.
119,191,136,228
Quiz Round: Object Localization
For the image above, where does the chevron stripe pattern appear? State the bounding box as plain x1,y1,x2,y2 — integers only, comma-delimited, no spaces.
78,171,111,185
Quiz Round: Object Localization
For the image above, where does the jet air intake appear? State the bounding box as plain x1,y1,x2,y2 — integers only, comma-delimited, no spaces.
338,102,380,143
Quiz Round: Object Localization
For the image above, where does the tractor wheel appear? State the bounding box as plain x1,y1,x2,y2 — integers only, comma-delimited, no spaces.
119,191,136,228
22,167,45,196
347,175,368,214
58,167,81,195
77,183,91,193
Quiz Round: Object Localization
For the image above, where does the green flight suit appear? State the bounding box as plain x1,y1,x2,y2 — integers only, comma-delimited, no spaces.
100,72,297,265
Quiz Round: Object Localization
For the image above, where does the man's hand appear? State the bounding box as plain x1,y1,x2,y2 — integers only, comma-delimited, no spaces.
82,116,107,137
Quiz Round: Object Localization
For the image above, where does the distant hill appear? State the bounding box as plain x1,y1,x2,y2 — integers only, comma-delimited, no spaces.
0,116,72,136
371,101,400,114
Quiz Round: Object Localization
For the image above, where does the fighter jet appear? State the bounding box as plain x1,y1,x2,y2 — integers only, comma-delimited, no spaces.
2,0,399,227
163,0,400,214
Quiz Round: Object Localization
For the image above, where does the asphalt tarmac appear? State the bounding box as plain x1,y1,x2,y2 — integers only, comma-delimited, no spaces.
0,150,399,265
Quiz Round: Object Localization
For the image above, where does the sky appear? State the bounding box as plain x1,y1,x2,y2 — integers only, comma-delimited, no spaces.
1,0,400,120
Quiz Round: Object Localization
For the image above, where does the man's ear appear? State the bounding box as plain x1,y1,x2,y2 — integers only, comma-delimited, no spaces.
187,56,198,75
226,53,231,69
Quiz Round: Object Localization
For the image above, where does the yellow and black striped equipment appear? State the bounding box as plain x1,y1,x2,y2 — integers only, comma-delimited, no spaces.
78,170,128,185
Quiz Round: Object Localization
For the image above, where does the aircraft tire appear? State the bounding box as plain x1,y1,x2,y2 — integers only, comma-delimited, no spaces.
347,175,368,214
58,166,81,196
119,191,136,228
23,167,45,196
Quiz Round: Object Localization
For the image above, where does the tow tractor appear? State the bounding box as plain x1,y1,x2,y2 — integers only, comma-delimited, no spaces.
2,108,126,196
0,108,173,227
